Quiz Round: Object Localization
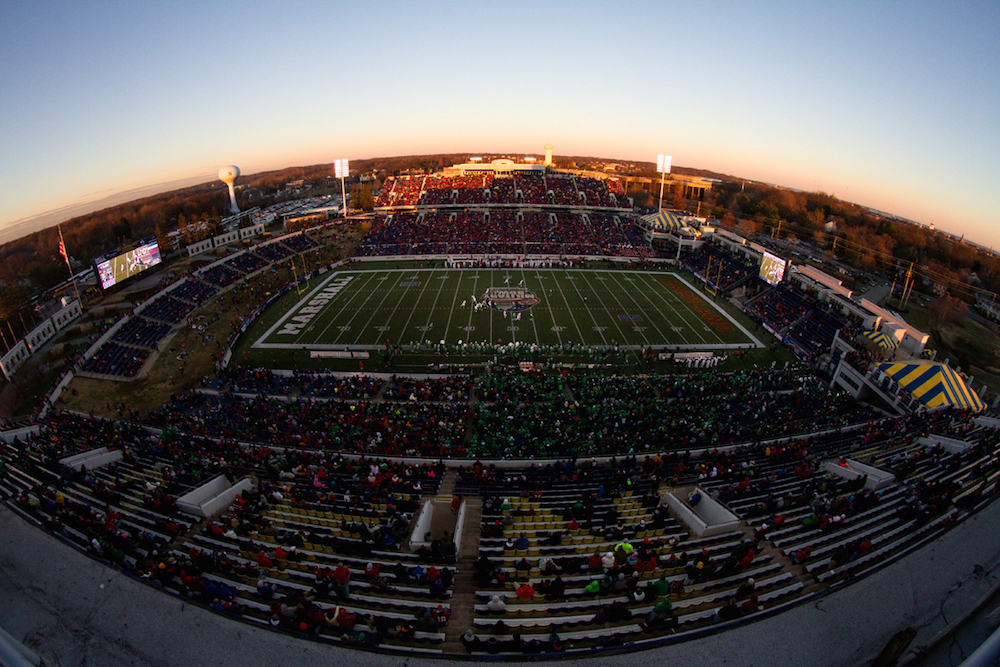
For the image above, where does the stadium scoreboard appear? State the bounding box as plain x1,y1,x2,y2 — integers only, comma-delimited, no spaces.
759,251,787,286
94,236,162,290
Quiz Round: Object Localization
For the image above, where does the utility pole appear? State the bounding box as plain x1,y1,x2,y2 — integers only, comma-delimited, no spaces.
901,263,914,309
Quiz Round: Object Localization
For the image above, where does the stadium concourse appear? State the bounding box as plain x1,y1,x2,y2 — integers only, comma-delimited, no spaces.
4,168,1000,665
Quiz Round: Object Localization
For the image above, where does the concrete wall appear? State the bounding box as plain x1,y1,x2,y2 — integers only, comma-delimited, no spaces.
51,300,82,331
239,224,265,240
0,425,39,444
187,239,214,257
176,475,252,518
24,319,55,353
453,500,467,558
821,459,896,490
918,434,975,455
664,487,740,537
40,370,74,418
59,447,123,472
212,231,240,247
0,341,29,380
408,500,435,551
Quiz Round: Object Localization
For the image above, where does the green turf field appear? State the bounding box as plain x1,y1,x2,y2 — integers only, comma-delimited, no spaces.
251,267,762,351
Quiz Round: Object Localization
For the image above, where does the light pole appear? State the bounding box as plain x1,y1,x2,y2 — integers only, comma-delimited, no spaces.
335,159,349,218
656,154,671,211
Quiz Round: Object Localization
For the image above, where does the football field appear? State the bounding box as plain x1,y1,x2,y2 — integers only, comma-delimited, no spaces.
252,267,762,351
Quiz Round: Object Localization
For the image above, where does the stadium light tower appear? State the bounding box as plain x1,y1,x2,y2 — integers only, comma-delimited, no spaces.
656,154,671,211
219,165,241,214
334,159,349,218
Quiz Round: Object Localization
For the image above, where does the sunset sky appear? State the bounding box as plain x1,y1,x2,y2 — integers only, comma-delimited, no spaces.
1,1,998,247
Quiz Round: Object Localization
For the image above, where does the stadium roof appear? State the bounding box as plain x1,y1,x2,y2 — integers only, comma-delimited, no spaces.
878,361,985,412
639,210,689,230
864,329,898,350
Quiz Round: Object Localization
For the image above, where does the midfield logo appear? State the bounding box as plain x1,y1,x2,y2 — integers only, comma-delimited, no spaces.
484,287,540,313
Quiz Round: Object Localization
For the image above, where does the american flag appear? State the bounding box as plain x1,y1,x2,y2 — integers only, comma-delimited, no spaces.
58,225,70,270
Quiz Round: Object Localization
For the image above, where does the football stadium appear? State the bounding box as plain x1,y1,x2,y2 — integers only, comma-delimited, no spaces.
3,161,1000,667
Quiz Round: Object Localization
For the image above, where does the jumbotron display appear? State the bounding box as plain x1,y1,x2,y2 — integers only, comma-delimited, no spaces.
94,236,162,290
759,250,787,286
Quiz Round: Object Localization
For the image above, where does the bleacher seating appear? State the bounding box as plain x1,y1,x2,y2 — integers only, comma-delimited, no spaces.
200,264,243,289
141,295,196,324
681,246,755,292
4,401,1000,657
111,316,171,349
81,341,151,377
280,234,319,254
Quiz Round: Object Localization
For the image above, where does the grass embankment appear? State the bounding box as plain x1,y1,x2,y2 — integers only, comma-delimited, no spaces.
57,223,368,418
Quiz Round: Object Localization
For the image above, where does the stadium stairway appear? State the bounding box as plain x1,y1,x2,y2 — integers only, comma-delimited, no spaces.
737,516,823,595
427,471,460,543
443,494,483,653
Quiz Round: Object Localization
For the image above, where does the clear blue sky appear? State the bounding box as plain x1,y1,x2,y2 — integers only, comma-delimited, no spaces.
2,1,998,246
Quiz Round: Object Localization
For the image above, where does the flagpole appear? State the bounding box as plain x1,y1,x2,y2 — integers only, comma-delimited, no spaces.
58,225,82,304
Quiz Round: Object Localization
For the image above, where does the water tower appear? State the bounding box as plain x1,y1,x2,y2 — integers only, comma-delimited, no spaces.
544,144,553,167
219,165,241,213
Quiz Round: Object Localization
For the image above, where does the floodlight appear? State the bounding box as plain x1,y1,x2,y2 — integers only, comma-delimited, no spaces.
334,159,349,217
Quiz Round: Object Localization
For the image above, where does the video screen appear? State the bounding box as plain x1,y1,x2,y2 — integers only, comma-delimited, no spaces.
95,237,162,290
759,251,787,286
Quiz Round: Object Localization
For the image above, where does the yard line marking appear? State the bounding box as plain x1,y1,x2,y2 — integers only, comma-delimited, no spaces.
670,273,763,348
553,270,600,345
255,271,361,347
464,271,479,336
654,273,727,345
579,271,637,345
607,271,668,345
394,269,435,345
419,269,450,344
518,267,548,345
346,270,409,346
441,270,462,343
638,272,710,345
311,271,378,344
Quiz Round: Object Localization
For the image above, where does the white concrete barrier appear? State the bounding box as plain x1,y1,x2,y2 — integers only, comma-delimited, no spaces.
821,459,896,490
663,486,740,537
408,499,434,551
175,475,252,518
0,425,39,444
453,500,467,558
59,447,123,472
917,434,976,455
